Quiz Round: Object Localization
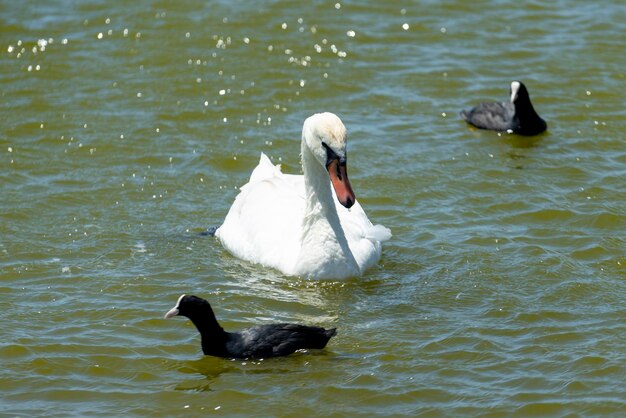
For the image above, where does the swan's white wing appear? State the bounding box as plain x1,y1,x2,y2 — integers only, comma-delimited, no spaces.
216,154,305,274
336,199,391,273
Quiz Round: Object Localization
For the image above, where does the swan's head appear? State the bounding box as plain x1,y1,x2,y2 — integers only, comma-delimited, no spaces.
302,112,356,208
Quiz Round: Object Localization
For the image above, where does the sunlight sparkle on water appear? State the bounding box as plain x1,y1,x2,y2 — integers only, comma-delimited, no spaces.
37,39,48,51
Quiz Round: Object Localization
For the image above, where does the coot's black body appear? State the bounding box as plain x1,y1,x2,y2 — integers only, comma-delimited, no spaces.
165,294,336,359
460,81,547,136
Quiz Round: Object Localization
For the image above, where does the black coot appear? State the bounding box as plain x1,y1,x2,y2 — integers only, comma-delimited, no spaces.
164,294,337,359
460,81,547,136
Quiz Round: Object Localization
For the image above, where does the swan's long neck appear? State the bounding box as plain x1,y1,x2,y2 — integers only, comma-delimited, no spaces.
297,142,359,278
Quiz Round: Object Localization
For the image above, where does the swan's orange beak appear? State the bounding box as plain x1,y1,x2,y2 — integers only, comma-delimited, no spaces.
327,158,355,209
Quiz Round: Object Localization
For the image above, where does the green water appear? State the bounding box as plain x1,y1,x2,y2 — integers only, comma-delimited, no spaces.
1,0,625,416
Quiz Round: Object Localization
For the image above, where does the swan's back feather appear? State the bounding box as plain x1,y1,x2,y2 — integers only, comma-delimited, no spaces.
217,154,303,274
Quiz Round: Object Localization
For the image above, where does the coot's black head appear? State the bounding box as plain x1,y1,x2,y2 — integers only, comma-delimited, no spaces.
164,294,211,319
510,81,530,105
509,80,547,134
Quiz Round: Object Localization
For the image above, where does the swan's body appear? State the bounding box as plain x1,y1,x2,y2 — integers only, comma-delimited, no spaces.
215,112,391,279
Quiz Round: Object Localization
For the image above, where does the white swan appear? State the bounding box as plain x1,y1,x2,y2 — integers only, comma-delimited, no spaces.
215,112,391,279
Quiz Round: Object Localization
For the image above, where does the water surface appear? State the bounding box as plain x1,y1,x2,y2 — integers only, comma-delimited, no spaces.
1,0,625,416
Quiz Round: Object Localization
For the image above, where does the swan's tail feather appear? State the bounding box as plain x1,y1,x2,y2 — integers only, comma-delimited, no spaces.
365,224,392,242
249,153,282,183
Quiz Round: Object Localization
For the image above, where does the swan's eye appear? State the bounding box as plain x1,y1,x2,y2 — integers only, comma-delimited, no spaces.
322,142,344,164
